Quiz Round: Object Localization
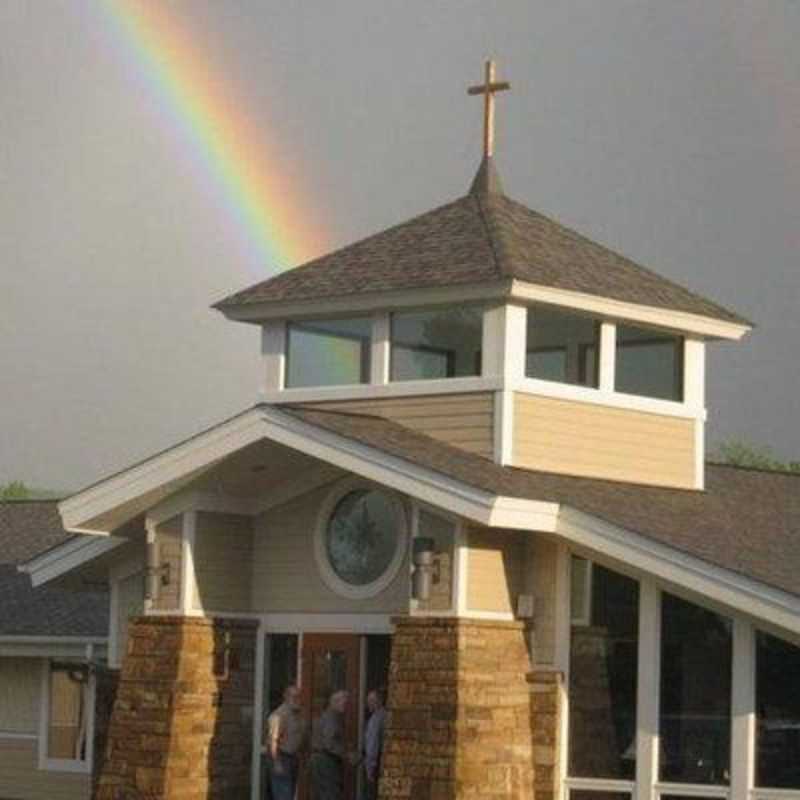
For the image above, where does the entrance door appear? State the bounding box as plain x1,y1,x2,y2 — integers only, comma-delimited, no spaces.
299,634,361,800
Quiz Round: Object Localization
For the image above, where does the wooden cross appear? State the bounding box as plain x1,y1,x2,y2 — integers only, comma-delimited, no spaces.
467,59,511,158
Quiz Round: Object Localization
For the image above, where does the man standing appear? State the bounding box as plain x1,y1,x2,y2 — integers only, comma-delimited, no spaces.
265,684,307,800
310,690,355,800
363,689,387,800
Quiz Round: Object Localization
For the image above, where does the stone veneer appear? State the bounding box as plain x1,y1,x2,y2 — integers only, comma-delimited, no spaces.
94,616,256,800
380,616,543,800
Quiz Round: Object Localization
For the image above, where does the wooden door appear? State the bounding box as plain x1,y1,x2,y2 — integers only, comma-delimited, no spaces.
299,634,361,800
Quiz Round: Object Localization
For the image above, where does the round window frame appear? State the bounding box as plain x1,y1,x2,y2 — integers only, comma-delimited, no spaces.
314,479,408,600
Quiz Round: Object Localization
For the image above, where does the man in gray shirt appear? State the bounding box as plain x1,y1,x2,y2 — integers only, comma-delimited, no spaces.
310,690,351,800
363,689,387,800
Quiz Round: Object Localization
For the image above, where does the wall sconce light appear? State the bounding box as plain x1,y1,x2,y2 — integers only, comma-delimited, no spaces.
411,536,440,601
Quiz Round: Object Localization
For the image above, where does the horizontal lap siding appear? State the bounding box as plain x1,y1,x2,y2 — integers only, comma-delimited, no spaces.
303,393,494,459
251,485,409,614
193,512,253,613
0,659,40,734
465,528,527,615
513,393,695,488
0,738,90,800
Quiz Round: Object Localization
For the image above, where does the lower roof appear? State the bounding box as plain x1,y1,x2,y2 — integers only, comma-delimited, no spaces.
285,406,800,600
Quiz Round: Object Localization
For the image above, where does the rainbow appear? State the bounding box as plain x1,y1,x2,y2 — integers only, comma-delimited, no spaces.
97,0,327,275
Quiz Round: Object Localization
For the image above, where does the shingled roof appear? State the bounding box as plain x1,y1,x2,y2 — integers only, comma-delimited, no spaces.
216,157,749,327
282,406,800,599
0,500,108,638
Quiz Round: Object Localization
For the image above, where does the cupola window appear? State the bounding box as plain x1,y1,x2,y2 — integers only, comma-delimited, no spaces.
285,317,372,388
526,306,599,387
390,308,482,381
615,324,684,402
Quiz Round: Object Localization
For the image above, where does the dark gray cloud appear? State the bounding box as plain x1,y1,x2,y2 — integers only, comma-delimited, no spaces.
1,1,797,488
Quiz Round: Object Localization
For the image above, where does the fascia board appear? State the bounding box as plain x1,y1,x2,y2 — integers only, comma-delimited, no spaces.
558,507,800,635
511,280,751,341
21,536,125,588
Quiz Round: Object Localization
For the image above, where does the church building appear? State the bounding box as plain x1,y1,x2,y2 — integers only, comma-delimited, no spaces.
21,61,800,800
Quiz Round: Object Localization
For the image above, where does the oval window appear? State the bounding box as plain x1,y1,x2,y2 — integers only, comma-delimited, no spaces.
325,490,402,587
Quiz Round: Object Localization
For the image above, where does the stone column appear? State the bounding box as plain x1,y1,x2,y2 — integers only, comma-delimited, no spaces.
528,668,564,800
94,615,256,800
380,616,535,800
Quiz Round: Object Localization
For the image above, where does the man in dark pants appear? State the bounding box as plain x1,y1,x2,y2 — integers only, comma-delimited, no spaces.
310,690,353,800
362,689,387,800
265,684,307,800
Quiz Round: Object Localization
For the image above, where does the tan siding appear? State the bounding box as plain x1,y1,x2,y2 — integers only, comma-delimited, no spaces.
513,393,695,488
465,528,526,614
251,484,409,614
303,393,495,459
0,738,90,800
193,512,254,613
0,659,40,735
153,517,182,611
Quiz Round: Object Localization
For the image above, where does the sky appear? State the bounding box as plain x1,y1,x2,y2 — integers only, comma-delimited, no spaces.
0,1,798,490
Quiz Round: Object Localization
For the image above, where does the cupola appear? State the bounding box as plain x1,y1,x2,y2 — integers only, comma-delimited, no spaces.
214,61,751,491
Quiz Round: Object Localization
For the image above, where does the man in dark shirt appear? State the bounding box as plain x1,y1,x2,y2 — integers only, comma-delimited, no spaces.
363,689,387,800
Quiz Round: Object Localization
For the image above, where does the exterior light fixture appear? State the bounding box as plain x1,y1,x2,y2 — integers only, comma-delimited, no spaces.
411,537,438,601
144,539,171,601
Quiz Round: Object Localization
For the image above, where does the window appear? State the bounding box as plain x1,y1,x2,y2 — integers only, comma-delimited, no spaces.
315,483,407,599
659,593,732,785
390,308,482,381
615,325,683,401
756,631,800,788
46,664,89,765
526,306,599,387
286,317,371,388
569,558,639,780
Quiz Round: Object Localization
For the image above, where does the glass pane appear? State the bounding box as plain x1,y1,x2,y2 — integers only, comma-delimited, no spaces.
659,593,732,785
569,560,639,779
286,317,371,388
415,510,456,612
756,631,800,788
526,306,599,387
48,666,87,761
569,792,631,800
615,325,683,401
326,491,400,586
390,308,482,381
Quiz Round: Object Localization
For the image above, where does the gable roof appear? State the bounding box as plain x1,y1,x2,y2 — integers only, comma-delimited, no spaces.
215,157,750,328
284,407,799,600
0,500,108,639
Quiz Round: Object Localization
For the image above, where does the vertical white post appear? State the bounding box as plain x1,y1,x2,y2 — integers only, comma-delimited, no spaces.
636,580,661,800
261,320,287,395
85,643,96,774
683,337,706,410
144,518,157,613
251,623,266,800
599,322,617,393
455,522,469,616
371,312,391,385
554,544,571,800
108,571,120,668
731,618,756,800
180,510,198,614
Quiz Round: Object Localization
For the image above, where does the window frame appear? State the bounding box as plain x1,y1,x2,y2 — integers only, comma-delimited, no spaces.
38,658,95,775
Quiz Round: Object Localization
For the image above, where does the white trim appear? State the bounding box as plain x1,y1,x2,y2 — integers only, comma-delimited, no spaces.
636,579,661,800
147,489,260,529
0,731,38,740
554,543,571,800
695,417,706,490
313,478,408,601
510,280,751,340
221,282,511,323
371,312,390,385
557,508,800,636
260,375,501,405
58,406,560,536
599,321,617,392
461,610,516,621
260,320,286,393
565,777,635,794
514,376,705,420
654,784,730,798
684,337,706,409
731,618,756,800
181,510,198,613
210,612,395,634
21,536,125,587
752,792,800,800
456,522,469,616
